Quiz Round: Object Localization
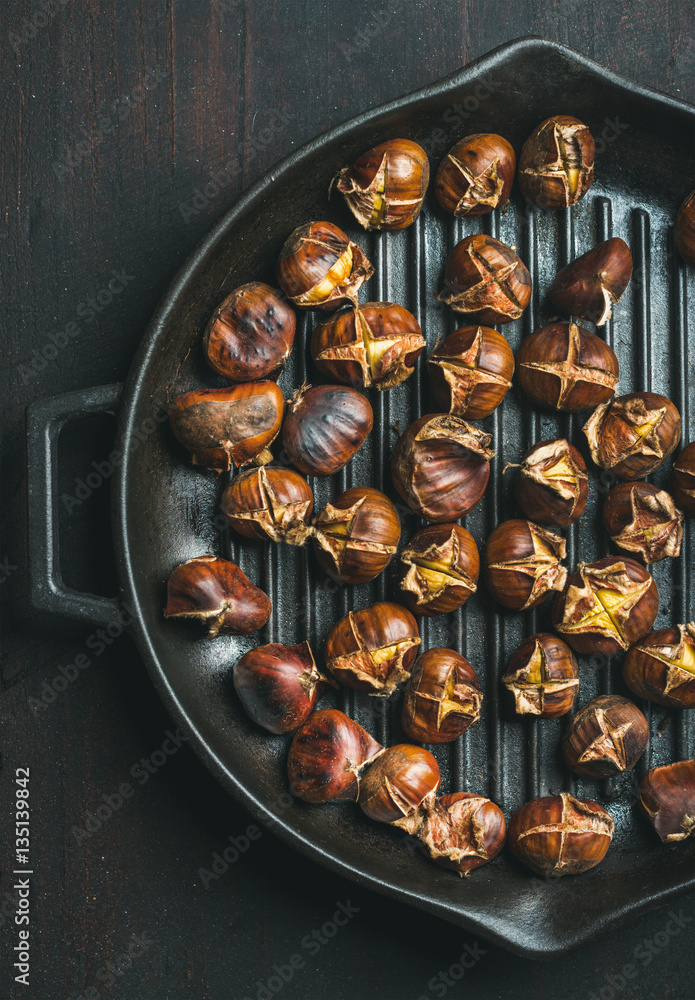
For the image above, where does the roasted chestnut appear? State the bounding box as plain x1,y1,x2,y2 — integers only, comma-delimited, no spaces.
276,221,373,310
508,793,614,877
516,322,619,412
282,383,373,477
603,482,683,564
562,694,648,779
583,392,682,481
639,760,695,842
401,648,482,744
312,487,401,585
287,709,383,803
220,466,313,543
333,138,429,231
324,602,420,696
672,442,695,516
438,235,532,324
311,302,425,390
502,633,579,718
358,744,440,833
169,382,285,471
552,556,658,655
435,133,516,217
417,793,506,875
202,282,296,382
548,238,633,325
391,414,495,523
399,523,479,616
623,624,695,709
233,641,334,734
674,189,695,266
164,555,271,637
513,439,588,527
484,519,567,612
518,115,595,209
428,325,515,419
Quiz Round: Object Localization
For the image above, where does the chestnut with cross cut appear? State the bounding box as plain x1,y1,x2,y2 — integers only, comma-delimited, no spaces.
513,439,589,527
583,391,682,480
311,302,425,390
398,523,479,616
417,793,506,875
516,322,619,412
438,234,532,325
312,487,401,585
551,556,658,655
358,745,441,833
333,138,430,231
508,793,614,877
220,466,314,543
428,325,515,420
639,760,695,842
484,519,567,612
518,115,595,209
623,624,695,709
276,220,373,310
603,482,683,564
401,648,483,744
502,633,579,718
434,133,516,217
562,694,648,779
324,602,421,696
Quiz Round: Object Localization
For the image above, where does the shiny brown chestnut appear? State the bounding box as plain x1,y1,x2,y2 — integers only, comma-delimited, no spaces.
438,235,532,324
603,482,683,564
333,138,429,231
428,325,515,420
282,383,373,477
672,442,695,516
562,694,648,779
220,466,313,543
552,556,658,655
435,133,516,217
583,392,682,481
312,487,401,585
399,523,479,617
202,282,296,382
287,709,383,803
502,633,579,718
164,555,271,637
417,793,506,876
548,238,633,325
508,793,614,877
233,641,335,734
639,760,695,842
623,624,695,709
402,648,482,744
311,302,425,390
518,115,595,209
391,414,495,523
675,189,695,266
276,221,373,310
484,519,567,612
516,322,619,412
324,602,420,696
358,744,440,833
513,439,589,527
169,382,285,472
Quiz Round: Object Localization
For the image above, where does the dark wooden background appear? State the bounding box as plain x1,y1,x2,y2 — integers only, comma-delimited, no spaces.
1,2,694,997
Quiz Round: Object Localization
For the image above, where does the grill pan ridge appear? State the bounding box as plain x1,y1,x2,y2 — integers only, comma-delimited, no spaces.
112,39,695,955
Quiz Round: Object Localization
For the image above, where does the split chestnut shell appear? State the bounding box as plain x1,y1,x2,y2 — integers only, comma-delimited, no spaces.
334,138,429,231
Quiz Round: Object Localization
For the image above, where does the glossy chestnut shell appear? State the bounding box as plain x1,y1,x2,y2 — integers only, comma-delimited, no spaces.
287,709,383,803
220,466,313,542
312,487,401,585
672,442,695,516
583,391,682,481
438,235,532,324
516,322,619,412
514,439,588,527
399,523,479,616
552,556,659,655
282,384,373,477
562,694,648,779
502,633,579,718
548,238,633,326
435,133,516,217
311,302,425,390
169,382,285,471
334,138,429,231
203,281,296,382
674,188,695,266
417,793,506,875
428,325,515,419
623,624,695,709
164,555,271,638
324,602,420,696
233,641,332,734
508,793,614,877
639,760,695,842
358,744,440,833
402,648,482,744
391,414,495,523
602,482,682,564
276,220,373,310
518,115,595,209
484,519,567,611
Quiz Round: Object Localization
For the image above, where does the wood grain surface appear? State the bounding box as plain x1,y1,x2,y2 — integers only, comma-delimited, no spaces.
1,2,694,997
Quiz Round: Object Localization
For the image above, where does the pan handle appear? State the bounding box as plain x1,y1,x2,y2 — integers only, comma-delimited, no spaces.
26,383,125,627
